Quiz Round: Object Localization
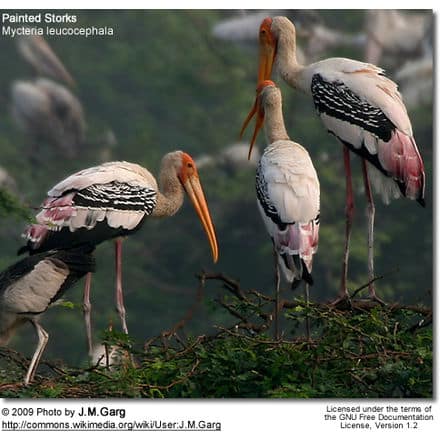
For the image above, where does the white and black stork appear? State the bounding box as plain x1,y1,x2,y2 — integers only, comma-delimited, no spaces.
20,153,219,356
0,246,95,384
254,16,425,304
241,80,320,338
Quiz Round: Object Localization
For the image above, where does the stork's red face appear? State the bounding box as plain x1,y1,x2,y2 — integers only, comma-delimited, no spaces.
240,80,276,160
178,153,219,263
258,17,277,83
178,153,200,182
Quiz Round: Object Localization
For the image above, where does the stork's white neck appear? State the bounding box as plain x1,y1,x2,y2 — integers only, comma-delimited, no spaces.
263,93,290,145
276,31,307,92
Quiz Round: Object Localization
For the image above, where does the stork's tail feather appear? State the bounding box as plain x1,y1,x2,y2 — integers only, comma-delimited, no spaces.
18,224,50,255
279,250,314,291
275,220,319,289
378,131,425,204
280,253,302,287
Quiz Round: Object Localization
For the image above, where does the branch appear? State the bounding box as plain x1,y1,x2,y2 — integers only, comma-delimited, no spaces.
406,314,433,334
199,272,432,316
145,272,207,352
140,359,200,391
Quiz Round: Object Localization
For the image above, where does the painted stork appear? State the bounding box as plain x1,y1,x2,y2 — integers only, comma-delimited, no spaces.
241,80,319,338
364,10,432,68
16,34,75,86
11,78,86,159
255,16,425,304
0,246,95,385
20,152,219,356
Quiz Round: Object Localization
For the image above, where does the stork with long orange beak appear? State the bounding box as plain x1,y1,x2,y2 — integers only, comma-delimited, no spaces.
241,80,320,339
20,152,219,356
240,82,268,161
254,16,425,305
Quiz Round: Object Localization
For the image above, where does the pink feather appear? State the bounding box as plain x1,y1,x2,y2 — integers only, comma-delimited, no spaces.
275,220,319,274
24,224,49,248
36,193,76,224
378,131,425,201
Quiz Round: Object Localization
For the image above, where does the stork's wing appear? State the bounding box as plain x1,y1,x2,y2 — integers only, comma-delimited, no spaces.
21,163,159,253
257,142,320,226
47,161,158,197
35,182,157,233
309,59,425,203
309,57,412,135
256,142,320,283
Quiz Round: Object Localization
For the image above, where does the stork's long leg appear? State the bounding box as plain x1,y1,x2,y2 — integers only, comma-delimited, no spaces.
83,272,93,357
361,160,385,305
332,146,354,304
115,238,128,334
273,244,281,340
25,321,49,385
305,283,311,341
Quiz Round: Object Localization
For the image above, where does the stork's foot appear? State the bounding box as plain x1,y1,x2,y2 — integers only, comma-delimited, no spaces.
346,275,388,306
365,283,386,306
369,292,387,307
329,291,352,309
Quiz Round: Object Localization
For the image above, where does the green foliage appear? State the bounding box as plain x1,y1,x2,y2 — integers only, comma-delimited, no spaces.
0,188,32,221
0,303,431,398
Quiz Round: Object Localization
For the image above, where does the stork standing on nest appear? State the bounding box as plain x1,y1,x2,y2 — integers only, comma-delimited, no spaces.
20,152,219,356
241,80,319,339
254,16,425,304
0,247,95,385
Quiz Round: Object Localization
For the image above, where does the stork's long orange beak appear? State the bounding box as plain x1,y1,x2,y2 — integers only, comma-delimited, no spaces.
258,17,277,83
183,175,219,263
240,94,265,160
240,18,276,160
240,80,276,160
